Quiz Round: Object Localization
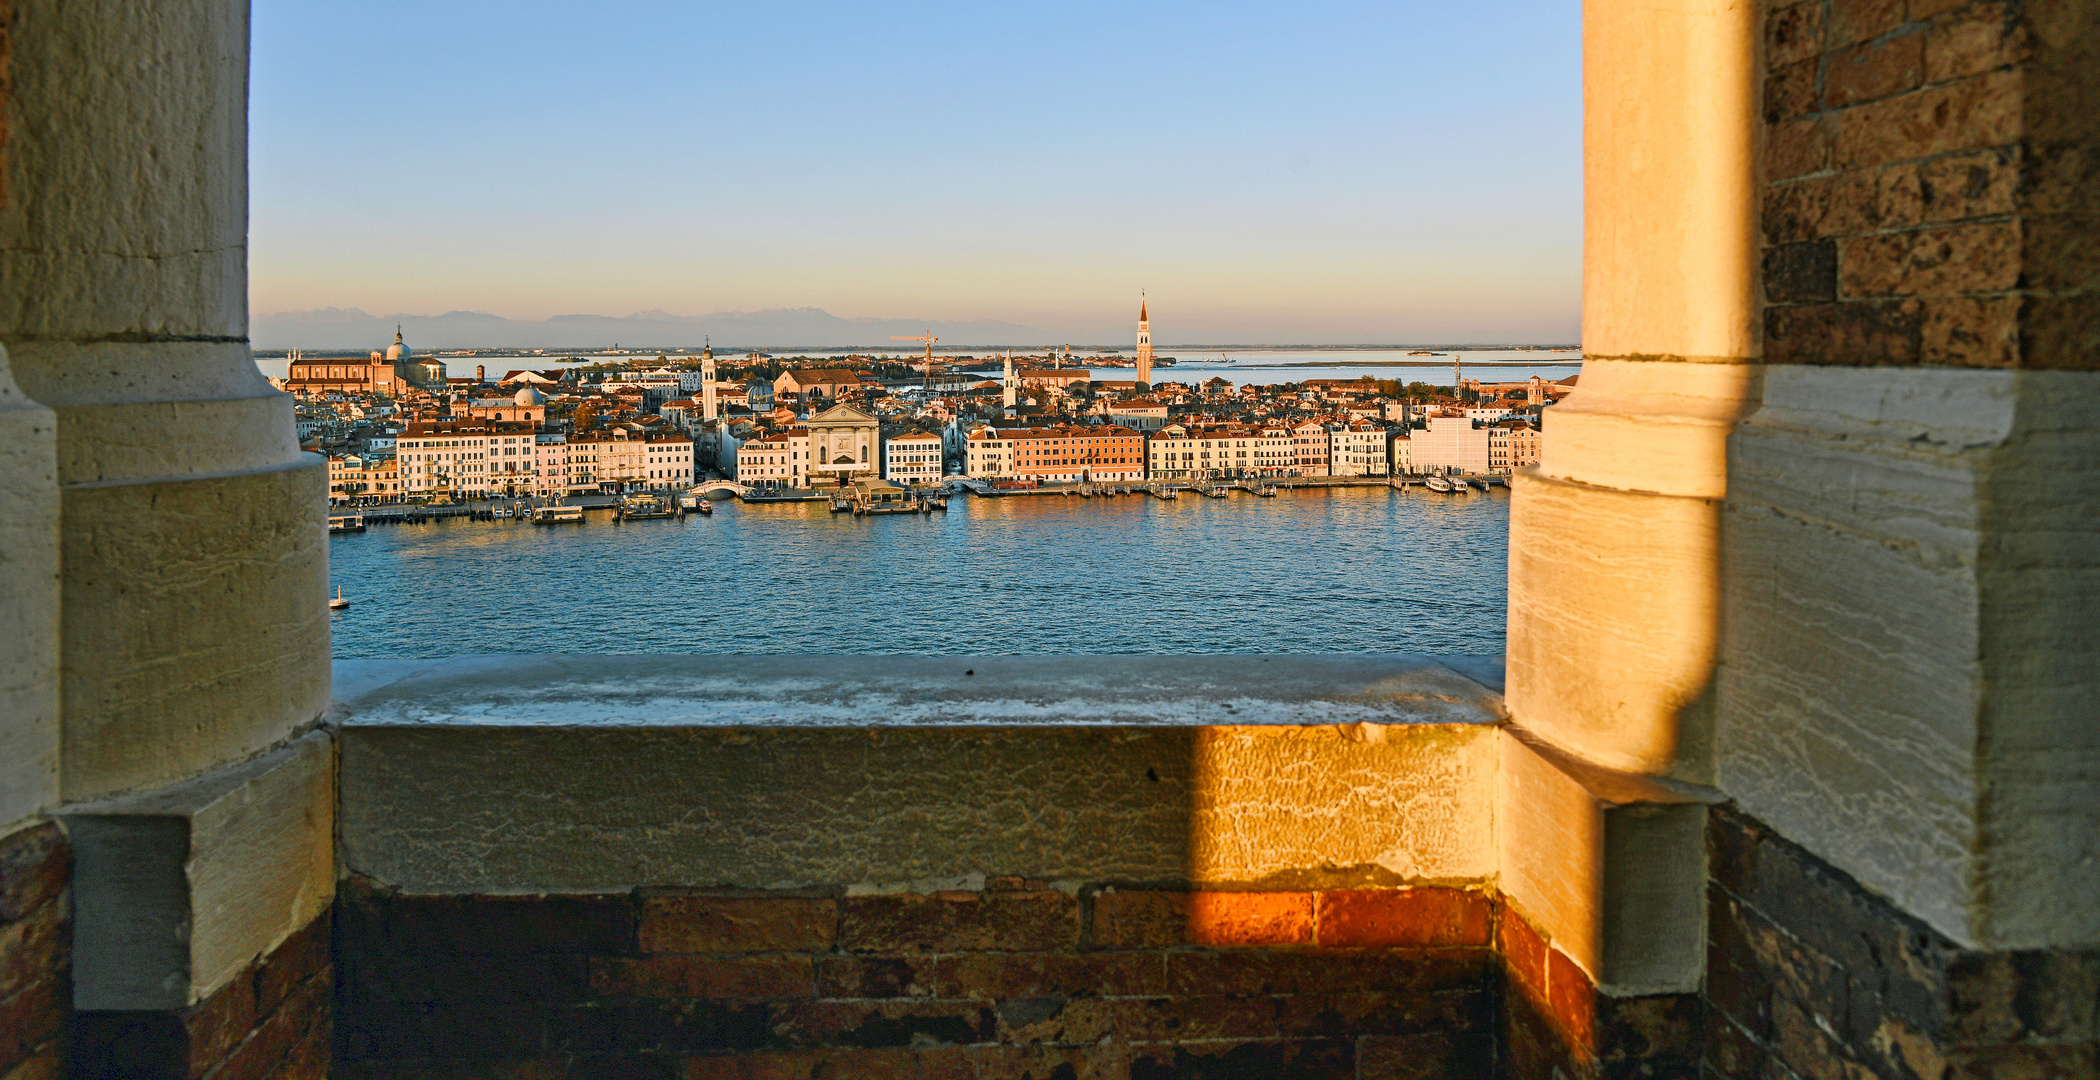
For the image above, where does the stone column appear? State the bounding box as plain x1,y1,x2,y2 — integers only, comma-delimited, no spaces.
1497,0,1759,1017
1719,0,2099,952
0,0,336,1052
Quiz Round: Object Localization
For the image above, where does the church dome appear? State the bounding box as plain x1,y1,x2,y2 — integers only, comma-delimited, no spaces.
513,386,547,407
384,329,409,363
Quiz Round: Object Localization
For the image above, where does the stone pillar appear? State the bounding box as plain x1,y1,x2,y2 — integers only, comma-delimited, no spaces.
0,0,338,1059
1719,0,2099,952
1498,0,1759,1017
0,0,330,803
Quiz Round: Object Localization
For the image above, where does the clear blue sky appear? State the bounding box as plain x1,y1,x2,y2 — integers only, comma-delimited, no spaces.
251,0,1581,344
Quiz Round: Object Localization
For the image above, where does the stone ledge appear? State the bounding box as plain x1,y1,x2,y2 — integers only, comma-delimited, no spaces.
330,654,1507,729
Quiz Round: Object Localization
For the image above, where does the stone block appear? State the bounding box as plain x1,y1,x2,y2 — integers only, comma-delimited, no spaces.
1838,219,2021,298
1764,57,1820,123
340,951,591,1006
639,895,835,955
1356,1031,1497,1080
1505,472,1724,780
590,957,813,1001
1314,889,1490,949
0,351,59,836
839,890,1078,954
1765,0,1825,68
1926,1,2029,82
1764,239,1838,302
1764,297,1924,365
1768,117,1837,181
1828,0,1906,48
1922,294,2022,366
963,1043,1128,1080
1834,70,2021,170
63,731,334,1010
59,458,330,802
1824,30,1927,108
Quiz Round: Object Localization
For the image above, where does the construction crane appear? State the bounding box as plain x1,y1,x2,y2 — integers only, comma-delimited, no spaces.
891,332,938,392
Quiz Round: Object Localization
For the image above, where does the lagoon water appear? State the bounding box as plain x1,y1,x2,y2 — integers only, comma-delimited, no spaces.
327,485,1509,659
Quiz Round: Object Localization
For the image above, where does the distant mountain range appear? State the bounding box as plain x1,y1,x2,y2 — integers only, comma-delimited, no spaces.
251,307,1051,352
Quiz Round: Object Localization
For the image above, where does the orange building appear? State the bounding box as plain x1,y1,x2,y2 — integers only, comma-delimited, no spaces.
981,424,1144,483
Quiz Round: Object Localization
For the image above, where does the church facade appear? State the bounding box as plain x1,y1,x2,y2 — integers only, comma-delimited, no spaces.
805,403,880,485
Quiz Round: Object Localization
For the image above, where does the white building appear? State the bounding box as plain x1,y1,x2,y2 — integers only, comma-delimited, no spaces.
1329,421,1389,477
398,420,552,498
567,429,695,493
733,428,810,490
883,430,944,485
1411,414,1490,475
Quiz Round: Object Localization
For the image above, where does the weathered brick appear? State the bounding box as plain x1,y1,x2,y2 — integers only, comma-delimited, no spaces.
1168,948,1487,998
1840,220,2021,297
0,825,65,926
1835,70,2021,169
1765,176,1836,245
1089,890,1313,949
1358,1031,1497,1080
0,1042,62,1080
388,894,635,956
1769,994,1873,1079
341,951,589,1006
1766,58,1822,123
210,971,330,1080
1545,946,1595,1057
840,891,1076,953
966,1042,1128,1080
2020,293,2100,370
609,999,769,1054
181,966,259,1078
591,956,813,1001
813,955,939,999
1826,31,1927,108
639,895,835,955
1499,987,1566,1080
1766,240,1840,303
1700,1008,1774,1080
336,1003,556,1062
1917,147,2020,222
998,995,1278,1047
684,1046,972,1080
254,914,332,1018
1274,989,1491,1039
1594,993,1700,1063
1704,889,1775,1042
1927,2,2028,82
1922,295,2020,365
1765,299,1924,365
1829,0,1907,49
1315,889,1490,949
1946,1041,2100,1078
1767,0,1826,68
1947,948,2100,1044
1498,907,1549,1007
1770,117,1838,181
0,896,65,1003
768,999,996,1049
1128,1040,1356,1080
939,951,1165,1000
0,980,66,1074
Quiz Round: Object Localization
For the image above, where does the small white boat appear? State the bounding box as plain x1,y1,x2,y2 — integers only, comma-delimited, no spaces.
328,586,350,611
530,505,586,524
1424,476,1455,494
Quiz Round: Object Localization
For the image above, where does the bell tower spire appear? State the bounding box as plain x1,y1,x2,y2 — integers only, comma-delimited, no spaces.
1135,291,1153,388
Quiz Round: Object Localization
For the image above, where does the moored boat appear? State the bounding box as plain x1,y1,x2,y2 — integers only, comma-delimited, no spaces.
530,505,586,524
1423,476,1455,494
328,514,366,533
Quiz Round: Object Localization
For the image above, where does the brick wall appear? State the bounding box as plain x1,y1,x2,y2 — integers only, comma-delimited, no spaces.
1759,0,2097,369
0,822,68,1080
70,915,332,1080
335,877,1503,1079
1704,805,2100,1078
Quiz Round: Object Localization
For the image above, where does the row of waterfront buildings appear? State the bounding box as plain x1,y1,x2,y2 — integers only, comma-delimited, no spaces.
290,305,1566,505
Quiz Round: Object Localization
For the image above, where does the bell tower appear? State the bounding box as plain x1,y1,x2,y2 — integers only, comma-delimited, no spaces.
701,337,718,421
1135,292,1153,387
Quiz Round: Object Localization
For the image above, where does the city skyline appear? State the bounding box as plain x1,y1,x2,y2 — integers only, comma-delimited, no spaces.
251,0,1581,344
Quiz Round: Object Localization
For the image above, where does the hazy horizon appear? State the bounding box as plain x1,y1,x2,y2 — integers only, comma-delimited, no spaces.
252,1,1581,343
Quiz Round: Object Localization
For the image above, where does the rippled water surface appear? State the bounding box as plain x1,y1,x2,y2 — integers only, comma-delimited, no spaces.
327,486,1508,657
